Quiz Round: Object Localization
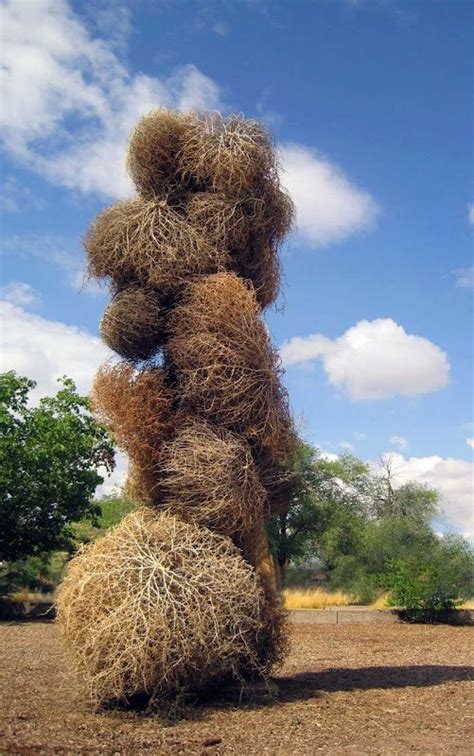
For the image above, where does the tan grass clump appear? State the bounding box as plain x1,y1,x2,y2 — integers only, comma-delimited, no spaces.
91,363,174,477
126,109,195,200
167,272,294,455
158,420,266,535
56,508,279,707
99,287,165,361
283,588,355,610
178,113,276,196
85,196,230,295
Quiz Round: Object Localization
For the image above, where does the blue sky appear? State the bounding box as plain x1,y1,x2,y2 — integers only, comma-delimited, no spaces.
1,0,472,537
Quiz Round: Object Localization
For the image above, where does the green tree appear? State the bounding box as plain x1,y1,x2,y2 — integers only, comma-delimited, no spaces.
381,534,473,621
266,443,371,587
370,455,440,523
0,371,115,563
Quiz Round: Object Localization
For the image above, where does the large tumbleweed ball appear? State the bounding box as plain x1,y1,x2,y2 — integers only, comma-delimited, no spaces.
56,509,280,708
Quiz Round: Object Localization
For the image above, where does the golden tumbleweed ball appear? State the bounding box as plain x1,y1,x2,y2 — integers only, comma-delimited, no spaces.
56,509,277,707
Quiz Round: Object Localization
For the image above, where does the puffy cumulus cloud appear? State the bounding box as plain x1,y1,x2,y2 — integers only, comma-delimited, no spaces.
280,318,450,401
0,0,221,199
466,438,474,450
0,300,112,402
280,143,380,247
452,265,474,289
389,435,408,451
0,0,380,254
379,452,474,541
0,281,40,307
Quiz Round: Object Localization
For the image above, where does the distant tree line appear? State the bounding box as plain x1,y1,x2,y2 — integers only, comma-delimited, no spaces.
267,443,473,614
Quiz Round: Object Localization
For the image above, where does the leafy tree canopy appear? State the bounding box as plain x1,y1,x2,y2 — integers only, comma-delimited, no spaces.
0,371,115,562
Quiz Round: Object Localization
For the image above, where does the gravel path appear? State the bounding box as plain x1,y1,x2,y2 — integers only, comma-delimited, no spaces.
1,621,472,754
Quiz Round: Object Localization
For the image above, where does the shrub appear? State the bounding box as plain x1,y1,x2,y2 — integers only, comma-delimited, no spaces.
382,537,473,622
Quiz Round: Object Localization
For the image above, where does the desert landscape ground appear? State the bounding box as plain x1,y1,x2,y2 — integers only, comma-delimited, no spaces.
1,620,472,755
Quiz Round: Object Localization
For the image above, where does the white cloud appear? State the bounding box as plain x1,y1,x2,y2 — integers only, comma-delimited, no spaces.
468,203,474,224
339,441,355,451
280,318,450,401
0,0,221,199
0,300,112,402
354,432,368,440
389,435,408,451
466,438,474,450
0,281,40,307
0,0,380,257
452,265,474,289
0,176,45,213
379,452,474,541
280,143,380,247
320,451,340,462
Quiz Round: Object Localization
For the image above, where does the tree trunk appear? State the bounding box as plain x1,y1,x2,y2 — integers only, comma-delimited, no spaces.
272,556,288,591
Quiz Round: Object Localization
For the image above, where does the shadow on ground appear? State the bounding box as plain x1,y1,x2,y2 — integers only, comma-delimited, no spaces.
177,663,473,719
100,665,474,720
275,664,474,700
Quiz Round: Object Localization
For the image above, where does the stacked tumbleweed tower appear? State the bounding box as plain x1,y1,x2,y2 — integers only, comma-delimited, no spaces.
57,111,297,709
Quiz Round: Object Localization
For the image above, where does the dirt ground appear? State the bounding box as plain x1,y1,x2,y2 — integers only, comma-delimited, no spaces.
0,621,472,755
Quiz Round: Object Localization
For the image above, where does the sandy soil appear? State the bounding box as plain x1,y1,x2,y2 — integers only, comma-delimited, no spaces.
0,621,472,754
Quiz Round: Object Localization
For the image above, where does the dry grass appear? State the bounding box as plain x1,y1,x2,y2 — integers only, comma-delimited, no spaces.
91,363,175,487
56,508,285,709
185,191,292,308
234,242,281,309
168,272,296,458
85,197,230,295
100,286,165,361
371,593,390,609
284,588,355,610
8,590,55,602
157,420,266,537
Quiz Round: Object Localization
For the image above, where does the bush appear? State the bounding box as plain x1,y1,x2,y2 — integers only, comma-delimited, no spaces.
0,495,136,597
382,536,473,622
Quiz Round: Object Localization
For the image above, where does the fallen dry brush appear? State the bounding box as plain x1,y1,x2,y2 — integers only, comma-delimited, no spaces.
178,112,276,197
